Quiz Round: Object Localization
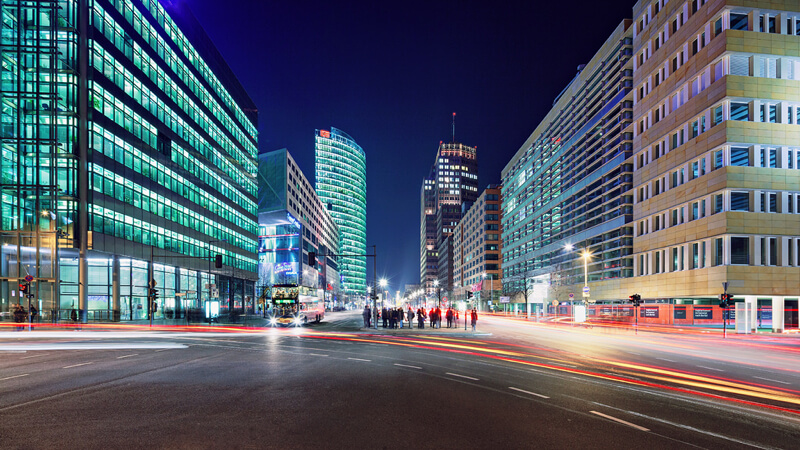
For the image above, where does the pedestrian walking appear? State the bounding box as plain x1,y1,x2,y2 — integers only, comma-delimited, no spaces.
398,307,405,328
446,308,453,328
407,307,414,329
435,307,442,328
418,307,426,329
382,307,389,328
471,309,478,331
429,308,435,328
389,308,397,329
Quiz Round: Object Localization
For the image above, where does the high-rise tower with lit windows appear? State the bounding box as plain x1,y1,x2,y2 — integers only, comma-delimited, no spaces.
420,141,478,296
0,0,258,322
315,127,367,298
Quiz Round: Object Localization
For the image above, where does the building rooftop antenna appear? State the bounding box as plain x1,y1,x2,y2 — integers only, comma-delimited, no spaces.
452,112,456,143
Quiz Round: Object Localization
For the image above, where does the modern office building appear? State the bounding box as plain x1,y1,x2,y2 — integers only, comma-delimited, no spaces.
501,20,634,315
0,0,259,322
452,185,503,311
419,141,479,297
630,0,800,331
420,168,437,295
258,149,340,309
315,127,366,298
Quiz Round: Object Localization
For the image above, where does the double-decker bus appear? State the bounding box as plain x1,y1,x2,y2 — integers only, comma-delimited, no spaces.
269,284,324,326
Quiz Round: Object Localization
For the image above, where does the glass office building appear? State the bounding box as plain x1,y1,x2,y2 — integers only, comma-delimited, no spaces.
315,127,366,298
0,0,258,322
501,21,634,315
258,149,340,308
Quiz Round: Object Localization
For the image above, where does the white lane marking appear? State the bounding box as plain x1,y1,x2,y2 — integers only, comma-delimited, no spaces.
753,376,790,385
594,402,773,449
394,364,422,369
446,372,479,381
21,354,47,359
0,374,29,381
656,357,676,363
154,348,172,352
309,353,328,357
590,411,650,432
116,354,138,359
347,358,371,362
696,365,724,372
509,387,550,399
62,362,93,369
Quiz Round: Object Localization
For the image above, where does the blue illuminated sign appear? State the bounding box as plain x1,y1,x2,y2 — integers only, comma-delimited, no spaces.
286,212,301,229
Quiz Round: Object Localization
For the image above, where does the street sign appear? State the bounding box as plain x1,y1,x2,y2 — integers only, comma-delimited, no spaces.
568,293,574,299
24,275,33,282
552,300,559,306
149,279,157,288
499,296,510,303
582,286,590,298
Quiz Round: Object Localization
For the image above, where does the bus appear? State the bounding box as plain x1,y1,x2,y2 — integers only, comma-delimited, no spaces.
269,284,324,326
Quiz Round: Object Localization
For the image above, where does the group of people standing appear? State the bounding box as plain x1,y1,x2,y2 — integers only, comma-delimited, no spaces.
11,303,37,330
361,305,478,331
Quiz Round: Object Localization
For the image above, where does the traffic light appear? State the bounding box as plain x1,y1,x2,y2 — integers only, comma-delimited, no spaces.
308,252,316,266
215,254,223,268
629,294,641,307
19,283,28,294
719,293,734,308
467,291,473,299
148,288,159,312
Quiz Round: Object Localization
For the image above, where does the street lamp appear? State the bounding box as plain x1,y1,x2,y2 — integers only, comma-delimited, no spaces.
207,238,227,320
433,279,441,308
564,243,592,319
379,278,387,306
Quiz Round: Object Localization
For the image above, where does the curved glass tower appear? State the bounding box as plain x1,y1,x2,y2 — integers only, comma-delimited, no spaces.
315,128,367,297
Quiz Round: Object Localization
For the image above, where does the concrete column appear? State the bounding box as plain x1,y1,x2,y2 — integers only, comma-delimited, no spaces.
772,297,785,333
77,0,90,324
745,296,758,333
112,255,120,322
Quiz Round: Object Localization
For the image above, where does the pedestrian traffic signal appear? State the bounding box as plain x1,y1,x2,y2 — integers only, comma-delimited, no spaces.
467,291,473,299
308,252,316,266
19,283,27,294
215,254,223,268
629,293,641,307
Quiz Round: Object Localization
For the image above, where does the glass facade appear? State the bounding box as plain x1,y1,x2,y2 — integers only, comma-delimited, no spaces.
257,149,341,307
501,21,634,308
315,127,366,297
1,0,258,322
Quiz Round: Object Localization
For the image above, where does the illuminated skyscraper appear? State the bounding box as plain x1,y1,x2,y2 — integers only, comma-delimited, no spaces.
315,127,367,297
420,141,479,296
0,0,258,322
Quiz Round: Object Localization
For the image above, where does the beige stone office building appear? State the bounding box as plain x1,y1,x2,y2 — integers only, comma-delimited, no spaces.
631,0,800,331
453,185,502,311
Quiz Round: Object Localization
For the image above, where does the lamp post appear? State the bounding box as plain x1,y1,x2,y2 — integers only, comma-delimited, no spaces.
207,238,227,322
564,244,592,322
434,279,441,308
379,278,387,310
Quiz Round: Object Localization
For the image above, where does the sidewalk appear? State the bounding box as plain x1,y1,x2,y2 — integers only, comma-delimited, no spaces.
356,320,490,336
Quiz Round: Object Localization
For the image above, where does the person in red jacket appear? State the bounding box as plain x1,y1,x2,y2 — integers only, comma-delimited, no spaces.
470,309,478,331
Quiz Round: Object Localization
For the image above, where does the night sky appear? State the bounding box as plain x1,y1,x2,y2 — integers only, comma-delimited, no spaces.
185,0,634,293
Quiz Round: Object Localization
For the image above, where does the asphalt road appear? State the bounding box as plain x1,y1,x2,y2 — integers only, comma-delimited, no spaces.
1,311,799,449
